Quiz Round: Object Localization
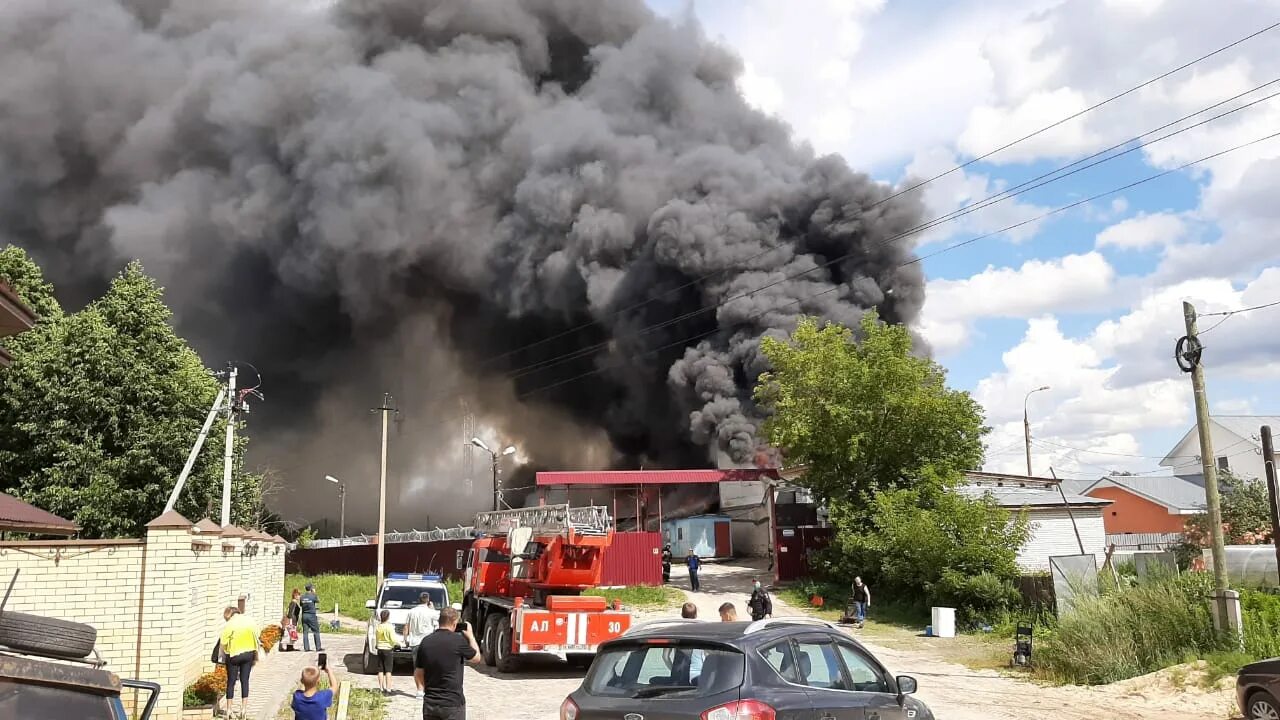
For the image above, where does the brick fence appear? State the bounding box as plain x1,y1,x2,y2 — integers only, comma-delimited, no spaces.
0,510,285,720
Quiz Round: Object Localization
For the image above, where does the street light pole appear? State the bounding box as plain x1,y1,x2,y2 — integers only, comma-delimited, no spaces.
325,475,346,545
470,438,516,511
1023,385,1050,476
372,394,397,588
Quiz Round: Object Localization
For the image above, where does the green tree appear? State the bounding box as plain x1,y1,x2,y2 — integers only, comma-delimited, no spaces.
755,313,987,503
0,245,63,321
1185,469,1272,546
0,260,257,537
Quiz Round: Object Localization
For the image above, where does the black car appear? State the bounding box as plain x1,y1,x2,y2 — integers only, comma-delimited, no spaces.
1238,657,1280,720
560,616,932,720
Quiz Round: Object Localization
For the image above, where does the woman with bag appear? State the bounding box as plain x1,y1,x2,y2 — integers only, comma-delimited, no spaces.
219,605,260,719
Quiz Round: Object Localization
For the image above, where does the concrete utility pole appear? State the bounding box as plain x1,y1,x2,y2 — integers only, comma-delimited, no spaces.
373,394,396,588
1023,385,1050,476
326,475,346,545
1180,302,1228,592
1262,426,1279,585
220,365,238,526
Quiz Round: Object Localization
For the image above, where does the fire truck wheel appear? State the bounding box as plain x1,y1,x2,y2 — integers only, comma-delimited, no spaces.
495,617,518,673
481,615,500,667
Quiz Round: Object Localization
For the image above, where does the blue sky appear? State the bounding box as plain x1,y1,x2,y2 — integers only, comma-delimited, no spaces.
648,0,1280,479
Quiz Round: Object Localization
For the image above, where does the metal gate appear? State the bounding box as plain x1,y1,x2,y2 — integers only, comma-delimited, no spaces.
774,526,833,582
600,531,661,586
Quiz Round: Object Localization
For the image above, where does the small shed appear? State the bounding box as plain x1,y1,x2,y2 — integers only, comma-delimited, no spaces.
958,474,1112,572
663,514,732,559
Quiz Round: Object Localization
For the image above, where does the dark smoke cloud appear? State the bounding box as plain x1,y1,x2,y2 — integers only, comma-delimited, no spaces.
0,0,926,530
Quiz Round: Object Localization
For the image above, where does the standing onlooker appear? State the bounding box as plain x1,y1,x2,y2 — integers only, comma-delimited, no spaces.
415,606,482,720
220,605,260,719
291,664,339,720
286,588,303,626
407,593,440,700
747,579,773,622
851,576,871,628
282,588,303,652
718,603,737,621
374,609,400,696
685,552,701,592
680,602,697,620
300,583,323,652
661,545,673,584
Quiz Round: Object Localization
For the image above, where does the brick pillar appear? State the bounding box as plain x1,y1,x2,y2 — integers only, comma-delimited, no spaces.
141,510,196,720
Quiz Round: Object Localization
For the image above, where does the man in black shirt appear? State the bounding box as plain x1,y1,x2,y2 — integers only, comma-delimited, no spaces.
414,606,481,720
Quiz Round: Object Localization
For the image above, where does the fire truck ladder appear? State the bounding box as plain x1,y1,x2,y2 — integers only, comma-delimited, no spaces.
474,504,611,537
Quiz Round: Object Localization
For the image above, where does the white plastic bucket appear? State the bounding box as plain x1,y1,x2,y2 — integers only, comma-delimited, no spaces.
931,607,956,638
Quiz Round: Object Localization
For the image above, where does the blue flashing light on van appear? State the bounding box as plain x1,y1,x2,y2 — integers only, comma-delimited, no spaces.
386,572,441,581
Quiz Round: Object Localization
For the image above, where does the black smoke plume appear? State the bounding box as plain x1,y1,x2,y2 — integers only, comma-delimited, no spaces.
0,0,926,530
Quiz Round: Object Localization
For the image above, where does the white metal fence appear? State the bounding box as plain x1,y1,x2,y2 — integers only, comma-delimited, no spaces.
306,526,477,548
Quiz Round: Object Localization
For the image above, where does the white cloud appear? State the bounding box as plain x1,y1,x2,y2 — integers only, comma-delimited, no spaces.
920,252,1116,353
1095,211,1186,250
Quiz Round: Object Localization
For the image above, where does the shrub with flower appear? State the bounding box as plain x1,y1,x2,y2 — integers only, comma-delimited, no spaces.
259,624,282,652
184,667,227,707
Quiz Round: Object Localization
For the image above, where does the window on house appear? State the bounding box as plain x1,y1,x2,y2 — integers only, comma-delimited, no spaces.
1217,456,1230,471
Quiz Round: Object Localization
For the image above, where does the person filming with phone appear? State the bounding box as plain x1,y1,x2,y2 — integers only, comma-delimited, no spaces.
414,606,482,720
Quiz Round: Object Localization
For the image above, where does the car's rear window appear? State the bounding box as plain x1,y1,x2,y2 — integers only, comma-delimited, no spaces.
584,642,744,699
380,586,447,609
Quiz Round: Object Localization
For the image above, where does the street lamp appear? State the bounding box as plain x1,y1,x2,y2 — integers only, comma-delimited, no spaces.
470,438,517,511
1023,386,1051,476
325,475,346,545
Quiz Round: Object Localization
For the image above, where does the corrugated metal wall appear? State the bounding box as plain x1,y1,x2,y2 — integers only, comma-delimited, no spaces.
600,531,662,586
286,539,473,578
288,532,664,587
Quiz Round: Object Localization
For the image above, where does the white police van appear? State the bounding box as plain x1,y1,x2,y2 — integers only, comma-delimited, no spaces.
362,573,450,674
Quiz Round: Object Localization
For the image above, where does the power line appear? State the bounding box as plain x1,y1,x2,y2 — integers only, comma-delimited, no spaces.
1201,298,1280,316
1199,298,1280,335
514,129,1280,401
499,80,1280,384
467,20,1280,373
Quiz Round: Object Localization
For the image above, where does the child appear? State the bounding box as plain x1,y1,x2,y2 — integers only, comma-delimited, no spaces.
280,616,300,651
374,609,400,696
291,665,339,720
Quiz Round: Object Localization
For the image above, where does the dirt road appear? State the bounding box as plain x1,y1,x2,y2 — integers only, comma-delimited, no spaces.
684,560,1236,720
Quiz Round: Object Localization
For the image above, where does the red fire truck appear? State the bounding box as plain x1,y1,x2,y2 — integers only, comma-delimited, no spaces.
460,504,632,672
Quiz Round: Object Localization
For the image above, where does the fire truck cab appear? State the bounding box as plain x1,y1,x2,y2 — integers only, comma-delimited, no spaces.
460,504,631,672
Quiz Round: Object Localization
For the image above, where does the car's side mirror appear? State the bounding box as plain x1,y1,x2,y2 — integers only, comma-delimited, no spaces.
365,600,376,609
896,675,917,700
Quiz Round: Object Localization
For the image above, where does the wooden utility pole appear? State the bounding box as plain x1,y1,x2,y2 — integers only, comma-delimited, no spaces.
1262,426,1279,585
1181,302,1228,591
372,393,396,588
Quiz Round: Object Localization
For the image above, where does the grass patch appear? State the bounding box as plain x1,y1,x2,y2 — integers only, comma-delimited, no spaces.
584,585,685,610
1033,572,1226,685
274,679,386,720
346,688,388,720
284,575,465,623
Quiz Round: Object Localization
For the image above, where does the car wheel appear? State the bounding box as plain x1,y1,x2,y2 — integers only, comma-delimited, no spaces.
495,617,518,673
0,612,97,659
481,615,499,667
1250,691,1280,720
362,646,376,675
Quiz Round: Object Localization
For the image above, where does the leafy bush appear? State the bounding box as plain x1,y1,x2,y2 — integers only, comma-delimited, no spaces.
185,667,226,707
932,570,1021,625
296,527,317,549
819,478,1029,621
260,624,282,651
1242,589,1280,660
1035,572,1226,684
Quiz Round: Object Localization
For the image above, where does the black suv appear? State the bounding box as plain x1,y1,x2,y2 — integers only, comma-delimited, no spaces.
560,617,933,720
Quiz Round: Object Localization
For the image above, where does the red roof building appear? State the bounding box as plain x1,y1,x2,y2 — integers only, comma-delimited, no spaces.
0,492,78,536
0,280,37,367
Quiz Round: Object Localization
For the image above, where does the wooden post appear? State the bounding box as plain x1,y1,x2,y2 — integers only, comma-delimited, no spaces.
1262,426,1279,585
1182,301,1228,592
